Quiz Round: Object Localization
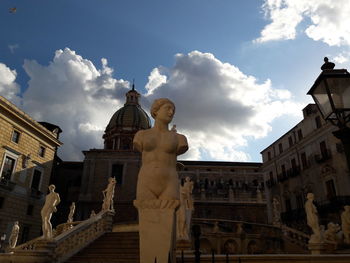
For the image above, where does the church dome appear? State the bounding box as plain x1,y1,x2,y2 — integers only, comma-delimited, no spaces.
106,87,151,131
103,85,151,150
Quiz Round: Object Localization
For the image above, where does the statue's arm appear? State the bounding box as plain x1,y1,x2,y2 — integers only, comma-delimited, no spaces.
177,134,188,155
133,130,144,152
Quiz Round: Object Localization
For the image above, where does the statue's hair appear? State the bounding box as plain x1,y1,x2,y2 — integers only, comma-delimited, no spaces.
150,98,175,118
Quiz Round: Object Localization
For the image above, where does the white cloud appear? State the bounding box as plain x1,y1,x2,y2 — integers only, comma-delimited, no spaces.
333,53,349,64
256,0,350,46
1,48,303,162
22,48,130,161
0,63,21,104
144,51,302,161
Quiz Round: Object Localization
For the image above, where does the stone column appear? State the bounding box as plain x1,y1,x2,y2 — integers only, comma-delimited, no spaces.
134,199,179,263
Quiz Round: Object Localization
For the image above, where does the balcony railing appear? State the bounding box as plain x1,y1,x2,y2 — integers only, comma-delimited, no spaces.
314,149,332,163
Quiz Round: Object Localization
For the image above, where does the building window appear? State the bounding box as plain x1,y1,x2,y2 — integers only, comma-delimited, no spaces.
325,179,336,200
11,130,20,143
38,146,46,157
111,164,123,185
0,155,17,181
320,141,328,159
300,152,307,170
26,204,34,216
31,168,42,190
291,158,297,170
269,171,273,181
267,152,271,161
278,143,283,154
288,136,293,147
315,116,322,129
297,129,303,140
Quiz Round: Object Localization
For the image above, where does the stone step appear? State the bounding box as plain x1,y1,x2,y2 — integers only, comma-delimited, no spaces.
66,232,140,263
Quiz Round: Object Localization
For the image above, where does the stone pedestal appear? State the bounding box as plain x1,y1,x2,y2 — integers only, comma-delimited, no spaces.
308,242,336,254
134,199,179,263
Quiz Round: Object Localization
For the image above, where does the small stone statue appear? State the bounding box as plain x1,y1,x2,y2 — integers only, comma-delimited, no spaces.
183,177,194,210
228,187,234,202
341,205,350,244
41,184,60,239
212,221,220,233
90,210,96,218
176,177,194,240
305,193,322,243
272,197,281,225
256,187,263,203
324,222,340,243
67,202,75,223
102,177,116,212
8,221,19,248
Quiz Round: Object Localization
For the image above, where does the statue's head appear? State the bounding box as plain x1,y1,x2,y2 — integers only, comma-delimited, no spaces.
48,184,55,191
151,98,175,120
307,192,314,200
185,176,191,182
109,177,116,183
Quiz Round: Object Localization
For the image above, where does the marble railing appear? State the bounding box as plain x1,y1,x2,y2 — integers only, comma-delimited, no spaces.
280,224,310,249
0,210,114,263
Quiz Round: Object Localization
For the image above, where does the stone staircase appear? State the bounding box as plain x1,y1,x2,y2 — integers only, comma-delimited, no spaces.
65,232,139,263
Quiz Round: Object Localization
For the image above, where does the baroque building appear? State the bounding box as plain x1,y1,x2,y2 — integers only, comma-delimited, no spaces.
0,96,62,243
52,87,267,228
261,103,350,232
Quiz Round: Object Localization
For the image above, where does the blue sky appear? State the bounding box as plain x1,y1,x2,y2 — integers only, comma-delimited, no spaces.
1,0,350,161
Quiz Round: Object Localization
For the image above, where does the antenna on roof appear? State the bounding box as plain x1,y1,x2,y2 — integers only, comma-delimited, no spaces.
132,78,135,90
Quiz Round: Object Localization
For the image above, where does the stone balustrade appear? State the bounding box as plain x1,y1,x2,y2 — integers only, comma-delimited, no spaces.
280,224,310,249
0,210,114,263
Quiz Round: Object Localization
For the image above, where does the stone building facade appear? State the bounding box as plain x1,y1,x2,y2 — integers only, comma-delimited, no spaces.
261,103,350,231
0,96,61,243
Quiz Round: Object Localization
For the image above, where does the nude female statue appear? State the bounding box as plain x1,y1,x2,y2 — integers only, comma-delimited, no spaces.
41,184,60,239
133,98,188,200
305,192,321,242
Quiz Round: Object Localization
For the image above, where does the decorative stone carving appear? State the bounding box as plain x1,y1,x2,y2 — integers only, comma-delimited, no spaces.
9,221,19,248
133,98,188,263
272,197,281,225
305,193,322,243
41,184,60,239
341,205,350,244
67,202,75,223
212,221,220,233
102,177,116,212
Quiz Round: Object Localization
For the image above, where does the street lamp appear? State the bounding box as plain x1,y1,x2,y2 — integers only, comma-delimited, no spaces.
307,57,350,172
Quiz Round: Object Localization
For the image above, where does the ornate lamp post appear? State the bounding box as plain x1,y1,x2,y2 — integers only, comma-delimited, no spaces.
307,57,350,172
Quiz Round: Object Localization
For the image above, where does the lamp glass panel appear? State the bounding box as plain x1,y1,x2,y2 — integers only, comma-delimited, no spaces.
326,77,350,110
312,80,333,118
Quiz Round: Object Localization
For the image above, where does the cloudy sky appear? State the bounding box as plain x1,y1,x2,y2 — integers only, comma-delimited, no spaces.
1,0,350,162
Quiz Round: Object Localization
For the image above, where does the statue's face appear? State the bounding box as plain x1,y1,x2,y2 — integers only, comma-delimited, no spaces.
156,103,174,123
